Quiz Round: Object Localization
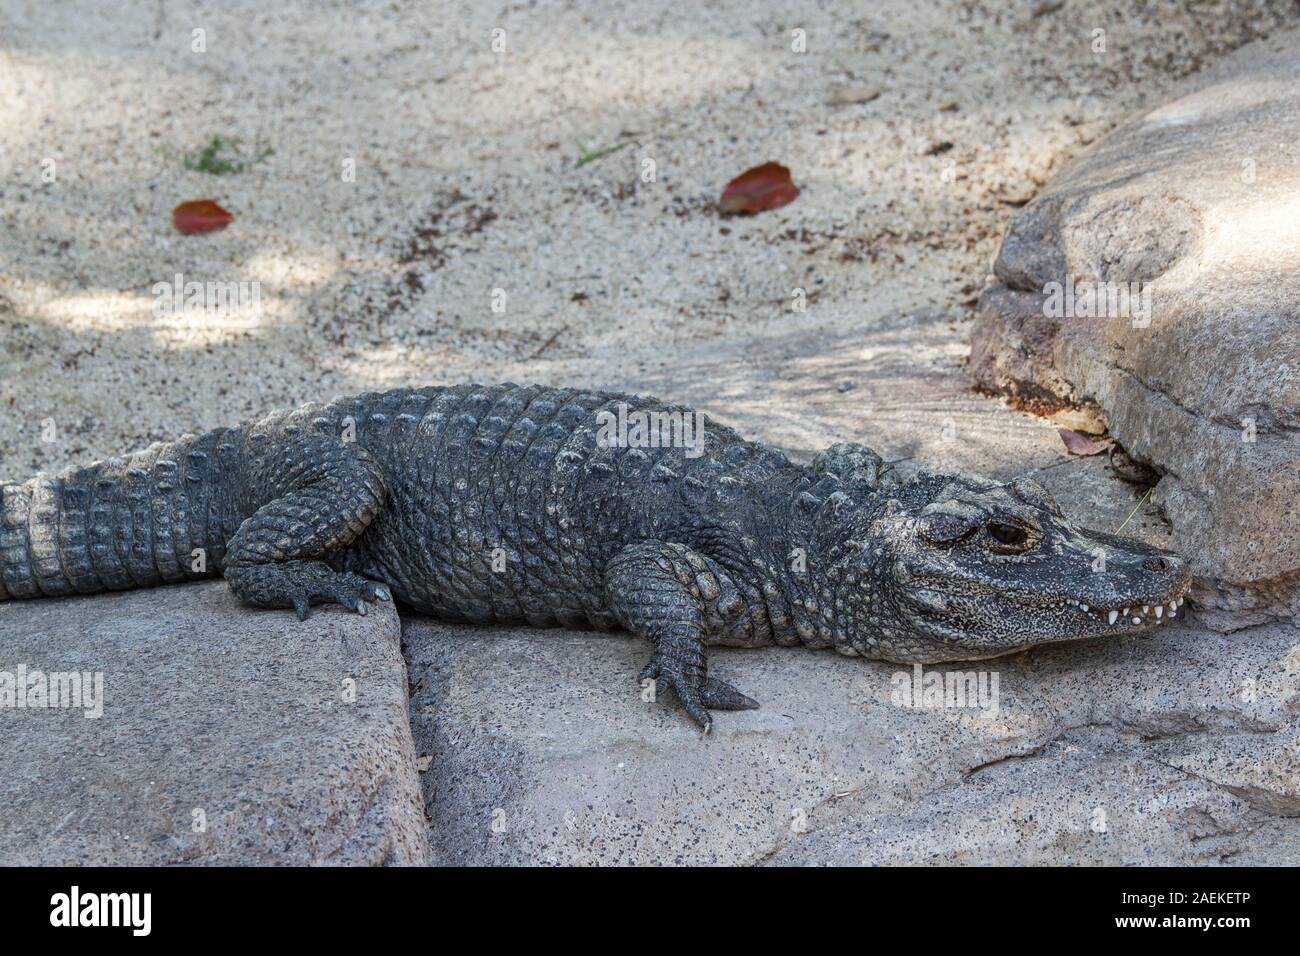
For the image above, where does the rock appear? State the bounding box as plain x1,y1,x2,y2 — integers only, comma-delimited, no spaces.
406,616,1300,865
0,582,427,865
620,310,1076,482
970,27,1300,628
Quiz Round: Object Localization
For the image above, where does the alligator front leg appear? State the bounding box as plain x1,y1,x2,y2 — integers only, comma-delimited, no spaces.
223,432,391,619
604,541,759,732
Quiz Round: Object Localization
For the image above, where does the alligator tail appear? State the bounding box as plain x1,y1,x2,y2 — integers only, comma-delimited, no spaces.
0,428,245,601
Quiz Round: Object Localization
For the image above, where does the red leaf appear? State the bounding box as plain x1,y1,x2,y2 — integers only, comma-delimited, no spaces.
173,199,233,234
719,162,799,215
1058,428,1110,456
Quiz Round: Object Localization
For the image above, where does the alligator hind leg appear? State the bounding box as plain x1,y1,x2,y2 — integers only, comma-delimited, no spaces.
604,541,759,732
223,432,390,619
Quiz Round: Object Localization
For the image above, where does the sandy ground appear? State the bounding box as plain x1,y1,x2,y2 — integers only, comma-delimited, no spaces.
1,0,1297,480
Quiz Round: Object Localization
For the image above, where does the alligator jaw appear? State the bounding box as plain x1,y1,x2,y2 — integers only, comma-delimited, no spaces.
1066,592,1189,631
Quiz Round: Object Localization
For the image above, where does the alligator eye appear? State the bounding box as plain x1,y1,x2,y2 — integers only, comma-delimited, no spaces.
987,521,1029,548
917,510,979,545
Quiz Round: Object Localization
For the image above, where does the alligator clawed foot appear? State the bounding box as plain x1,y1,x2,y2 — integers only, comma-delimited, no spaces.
700,676,760,711
639,659,759,733
226,560,389,620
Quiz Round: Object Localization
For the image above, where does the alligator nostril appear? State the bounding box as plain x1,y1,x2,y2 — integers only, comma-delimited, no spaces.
1144,555,1178,573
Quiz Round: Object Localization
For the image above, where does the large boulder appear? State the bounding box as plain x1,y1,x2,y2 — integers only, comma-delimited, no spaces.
406,616,1300,865
970,27,1300,629
0,583,427,865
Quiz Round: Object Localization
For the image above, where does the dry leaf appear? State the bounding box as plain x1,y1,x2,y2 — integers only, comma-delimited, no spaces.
1058,428,1110,456
173,199,233,234
719,162,800,215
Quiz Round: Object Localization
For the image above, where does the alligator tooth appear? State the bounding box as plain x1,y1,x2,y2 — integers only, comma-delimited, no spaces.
1122,608,1130,617
1142,605,1150,614
1108,610,1119,625
1155,606,1163,618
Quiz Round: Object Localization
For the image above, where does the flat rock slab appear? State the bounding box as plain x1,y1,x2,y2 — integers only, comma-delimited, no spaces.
620,312,1071,480
970,26,1300,628
406,615,1300,865
0,582,427,865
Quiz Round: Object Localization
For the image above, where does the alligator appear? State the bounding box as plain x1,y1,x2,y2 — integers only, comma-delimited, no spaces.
0,383,1191,731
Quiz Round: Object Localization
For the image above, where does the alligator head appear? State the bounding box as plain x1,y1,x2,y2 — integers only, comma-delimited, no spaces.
814,467,1192,663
